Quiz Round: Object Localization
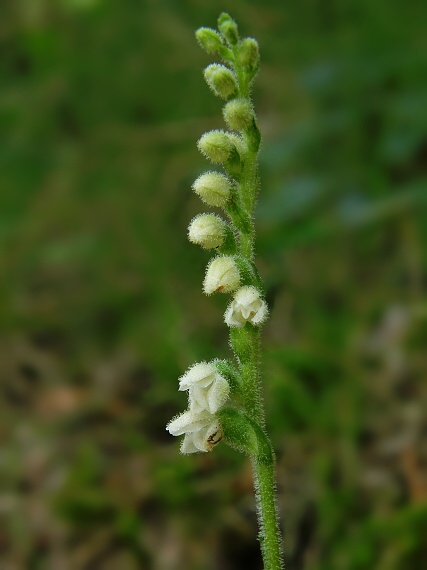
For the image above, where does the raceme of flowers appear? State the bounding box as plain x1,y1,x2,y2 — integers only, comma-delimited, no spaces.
166,13,268,454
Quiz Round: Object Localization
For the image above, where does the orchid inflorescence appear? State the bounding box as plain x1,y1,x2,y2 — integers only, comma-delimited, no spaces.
166,13,283,569
166,12,268,454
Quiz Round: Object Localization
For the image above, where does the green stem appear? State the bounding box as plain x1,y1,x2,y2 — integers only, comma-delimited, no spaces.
231,51,283,569
240,327,264,426
252,457,283,570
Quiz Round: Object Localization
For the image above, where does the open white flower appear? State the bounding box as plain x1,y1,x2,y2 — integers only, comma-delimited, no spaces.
224,285,268,328
179,362,230,414
166,409,223,454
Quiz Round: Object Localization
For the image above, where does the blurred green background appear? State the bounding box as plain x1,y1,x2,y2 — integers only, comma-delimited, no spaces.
1,0,427,569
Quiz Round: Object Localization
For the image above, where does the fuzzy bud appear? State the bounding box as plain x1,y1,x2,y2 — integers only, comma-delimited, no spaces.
188,214,225,249
218,13,239,46
197,130,235,164
192,171,231,207
204,64,238,100
223,98,254,131
195,27,224,54
225,286,268,327
236,38,260,75
203,255,240,295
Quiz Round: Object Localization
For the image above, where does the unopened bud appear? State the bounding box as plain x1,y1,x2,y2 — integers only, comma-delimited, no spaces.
195,27,224,54
218,13,239,46
204,64,238,100
236,38,260,75
192,171,231,207
188,214,226,249
197,130,235,164
223,98,254,131
203,256,240,295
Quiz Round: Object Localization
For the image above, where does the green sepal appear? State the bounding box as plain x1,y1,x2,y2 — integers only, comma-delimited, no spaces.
246,117,261,152
247,260,265,293
214,359,241,393
218,406,259,456
225,198,251,235
248,417,275,466
219,407,274,465
234,256,263,289
219,225,238,255
224,143,244,180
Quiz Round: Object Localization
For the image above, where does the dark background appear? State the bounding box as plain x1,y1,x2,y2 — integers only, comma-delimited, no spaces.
1,1,427,569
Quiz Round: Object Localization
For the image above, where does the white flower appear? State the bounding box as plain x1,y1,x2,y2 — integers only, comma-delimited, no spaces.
224,285,268,327
179,362,230,414
203,255,240,295
166,409,223,454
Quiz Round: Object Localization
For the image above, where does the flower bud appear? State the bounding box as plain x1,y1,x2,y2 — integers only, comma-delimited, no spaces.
188,214,225,249
195,27,224,54
197,130,235,164
223,98,254,131
218,13,239,46
225,286,268,327
236,38,260,75
204,64,238,100
203,255,240,295
192,171,231,207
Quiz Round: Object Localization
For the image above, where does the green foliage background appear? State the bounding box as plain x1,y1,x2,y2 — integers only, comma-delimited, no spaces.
1,1,427,568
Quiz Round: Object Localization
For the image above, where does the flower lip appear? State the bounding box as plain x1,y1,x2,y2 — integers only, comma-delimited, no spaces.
166,408,223,454
166,409,212,436
181,417,223,454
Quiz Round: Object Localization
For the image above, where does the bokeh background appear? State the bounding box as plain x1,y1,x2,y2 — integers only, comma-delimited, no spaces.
1,0,427,568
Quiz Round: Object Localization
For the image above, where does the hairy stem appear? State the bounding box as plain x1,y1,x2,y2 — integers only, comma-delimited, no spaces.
232,51,283,570
253,457,283,570
195,15,284,568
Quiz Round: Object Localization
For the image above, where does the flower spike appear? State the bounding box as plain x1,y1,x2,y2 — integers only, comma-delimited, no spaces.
167,14,283,568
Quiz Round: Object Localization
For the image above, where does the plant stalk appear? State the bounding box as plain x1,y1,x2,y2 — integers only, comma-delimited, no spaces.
233,54,283,569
